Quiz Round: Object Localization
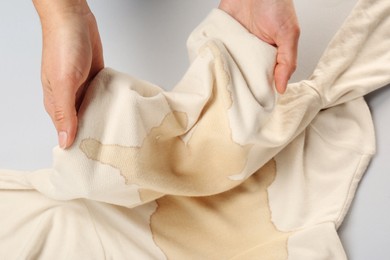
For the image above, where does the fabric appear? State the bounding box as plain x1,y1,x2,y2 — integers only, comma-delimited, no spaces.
1,0,390,258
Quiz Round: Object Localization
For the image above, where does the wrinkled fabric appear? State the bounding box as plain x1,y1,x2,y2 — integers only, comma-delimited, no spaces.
0,0,389,258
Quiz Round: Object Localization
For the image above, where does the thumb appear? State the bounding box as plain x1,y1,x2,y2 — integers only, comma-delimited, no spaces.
44,81,79,149
274,28,299,94
274,43,298,94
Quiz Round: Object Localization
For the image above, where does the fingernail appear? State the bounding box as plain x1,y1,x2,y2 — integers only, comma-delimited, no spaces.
58,131,68,149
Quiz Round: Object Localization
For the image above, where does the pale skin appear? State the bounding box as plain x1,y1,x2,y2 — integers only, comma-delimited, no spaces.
33,0,299,149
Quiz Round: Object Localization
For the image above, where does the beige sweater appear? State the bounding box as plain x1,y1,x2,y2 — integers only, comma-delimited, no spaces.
1,0,390,258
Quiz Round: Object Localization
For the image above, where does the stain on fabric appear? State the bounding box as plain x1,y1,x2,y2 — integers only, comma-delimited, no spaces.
150,159,291,259
80,42,252,198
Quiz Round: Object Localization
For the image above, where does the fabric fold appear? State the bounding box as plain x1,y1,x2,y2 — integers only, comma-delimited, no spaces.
1,0,390,258
3,8,282,206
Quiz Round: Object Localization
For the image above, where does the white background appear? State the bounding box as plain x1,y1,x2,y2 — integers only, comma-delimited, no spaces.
0,1,389,258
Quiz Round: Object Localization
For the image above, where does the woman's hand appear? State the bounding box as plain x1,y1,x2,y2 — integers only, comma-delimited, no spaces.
33,0,104,149
219,0,300,94
33,0,297,148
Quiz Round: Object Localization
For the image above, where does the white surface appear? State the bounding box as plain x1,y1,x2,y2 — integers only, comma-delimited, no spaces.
0,1,389,259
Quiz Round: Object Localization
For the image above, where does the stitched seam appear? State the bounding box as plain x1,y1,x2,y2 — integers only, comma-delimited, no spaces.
335,154,369,228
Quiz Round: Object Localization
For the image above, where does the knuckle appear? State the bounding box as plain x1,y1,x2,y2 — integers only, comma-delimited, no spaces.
290,62,298,72
53,107,66,123
292,24,301,37
280,21,300,39
283,59,297,74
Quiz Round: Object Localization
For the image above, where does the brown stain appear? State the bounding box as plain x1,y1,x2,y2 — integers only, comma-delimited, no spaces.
150,159,291,259
138,189,165,204
79,42,252,199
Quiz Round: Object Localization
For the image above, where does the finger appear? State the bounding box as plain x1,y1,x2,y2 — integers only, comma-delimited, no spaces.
274,63,291,94
274,28,299,94
43,78,80,149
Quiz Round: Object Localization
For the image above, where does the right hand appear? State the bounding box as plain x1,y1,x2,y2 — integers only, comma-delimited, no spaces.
219,0,300,94
33,0,104,149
